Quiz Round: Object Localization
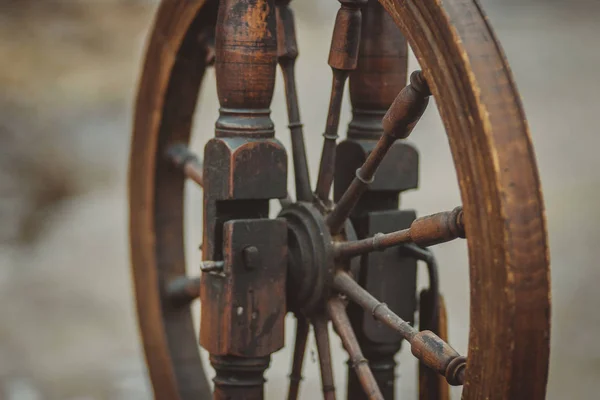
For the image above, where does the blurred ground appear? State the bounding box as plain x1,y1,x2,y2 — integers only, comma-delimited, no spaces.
1,0,599,398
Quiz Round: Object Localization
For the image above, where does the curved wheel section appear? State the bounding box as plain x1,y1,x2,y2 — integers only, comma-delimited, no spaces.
377,0,551,397
129,0,217,398
128,0,551,399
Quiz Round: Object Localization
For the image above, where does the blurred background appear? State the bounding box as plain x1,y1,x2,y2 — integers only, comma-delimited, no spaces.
1,0,598,398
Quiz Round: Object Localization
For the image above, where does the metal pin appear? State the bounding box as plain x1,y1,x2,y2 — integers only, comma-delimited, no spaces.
200,260,224,272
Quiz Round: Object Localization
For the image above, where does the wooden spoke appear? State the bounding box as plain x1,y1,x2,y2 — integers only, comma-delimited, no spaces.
402,243,439,328
313,314,337,400
198,28,216,67
327,298,384,400
166,143,204,187
276,0,312,202
419,292,450,400
326,71,431,233
406,243,449,400
287,316,310,400
381,70,431,140
315,71,348,202
315,0,367,201
332,271,466,386
131,0,551,398
167,276,201,305
334,207,465,259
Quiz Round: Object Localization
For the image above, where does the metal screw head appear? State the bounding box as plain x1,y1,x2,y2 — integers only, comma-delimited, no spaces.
242,246,260,270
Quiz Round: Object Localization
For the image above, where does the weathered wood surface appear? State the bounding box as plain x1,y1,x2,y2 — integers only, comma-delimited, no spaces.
129,0,551,398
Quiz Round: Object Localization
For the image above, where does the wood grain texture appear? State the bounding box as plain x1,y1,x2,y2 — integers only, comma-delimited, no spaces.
129,0,551,398
129,0,216,398
419,293,450,400
199,219,287,356
377,0,551,398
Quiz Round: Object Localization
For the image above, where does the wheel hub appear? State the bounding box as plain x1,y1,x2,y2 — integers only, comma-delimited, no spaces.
278,201,357,315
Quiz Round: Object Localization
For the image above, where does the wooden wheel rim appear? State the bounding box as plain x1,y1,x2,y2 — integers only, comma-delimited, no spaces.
128,0,551,399
129,1,215,398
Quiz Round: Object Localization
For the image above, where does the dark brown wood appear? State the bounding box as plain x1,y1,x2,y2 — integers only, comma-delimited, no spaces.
166,143,296,209
335,5,415,396
313,315,337,400
334,207,464,258
326,131,396,233
348,0,408,140
130,0,551,398
166,143,204,187
376,0,551,396
198,1,289,398
129,1,217,398
345,213,417,400
315,70,349,203
200,219,287,397
381,70,431,139
328,298,384,400
315,0,368,201
276,0,312,202
213,0,277,138
332,271,465,385
200,219,287,356
167,276,201,305
409,206,465,247
419,292,450,400
327,70,431,234
211,355,270,400
287,316,310,400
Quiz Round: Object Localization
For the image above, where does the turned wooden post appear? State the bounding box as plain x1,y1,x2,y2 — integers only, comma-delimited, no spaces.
199,1,288,398
333,1,418,398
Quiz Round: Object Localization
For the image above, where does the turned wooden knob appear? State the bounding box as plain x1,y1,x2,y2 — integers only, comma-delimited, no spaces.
410,330,466,386
382,71,432,139
410,206,465,246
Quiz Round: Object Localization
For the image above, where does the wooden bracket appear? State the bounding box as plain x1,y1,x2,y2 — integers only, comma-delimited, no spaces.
200,218,288,357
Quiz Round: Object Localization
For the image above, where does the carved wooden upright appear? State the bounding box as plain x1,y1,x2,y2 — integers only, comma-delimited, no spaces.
200,0,288,397
334,2,416,397
129,0,552,399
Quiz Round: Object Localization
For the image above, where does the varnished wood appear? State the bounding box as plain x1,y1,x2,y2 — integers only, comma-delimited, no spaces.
166,144,204,187
167,276,201,305
211,355,270,399
339,3,413,397
328,70,431,233
199,219,287,356
334,207,464,259
376,0,551,397
381,70,431,139
419,292,450,400
287,316,310,400
313,315,337,400
213,0,277,138
199,1,288,398
129,0,551,398
333,271,465,385
315,0,368,201
328,298,384,400
276,0,312,202
128,1,216,398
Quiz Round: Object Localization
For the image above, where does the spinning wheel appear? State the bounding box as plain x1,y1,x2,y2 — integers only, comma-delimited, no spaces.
128,0,551,399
